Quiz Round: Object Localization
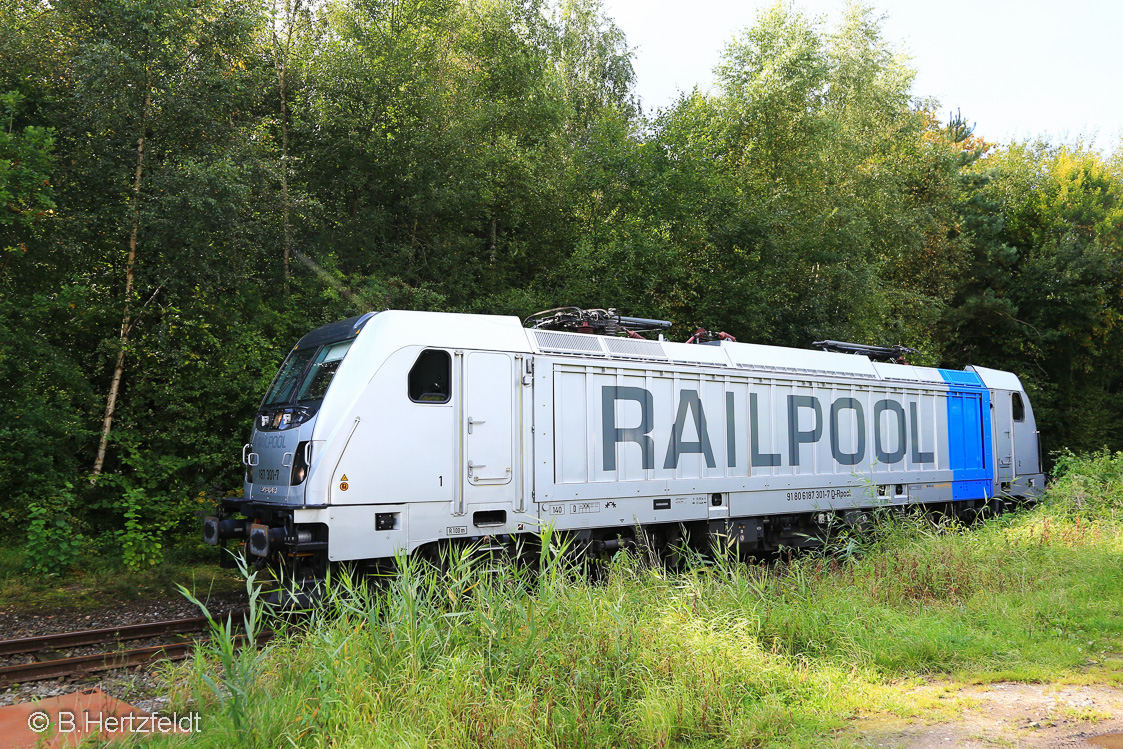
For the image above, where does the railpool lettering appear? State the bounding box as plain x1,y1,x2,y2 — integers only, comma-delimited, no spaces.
602,386,934,471
874,399,906,464
750,392,781,467
787,395,822,466
910,402,935,463
601,386,655,470
663,389,716,469
829,398,865,465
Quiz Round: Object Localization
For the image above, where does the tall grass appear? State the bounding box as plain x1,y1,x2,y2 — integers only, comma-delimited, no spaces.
162,454,1123,748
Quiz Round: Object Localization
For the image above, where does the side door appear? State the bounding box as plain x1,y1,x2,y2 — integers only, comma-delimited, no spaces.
1011,391,1038,475
463,351,516,501
992,390,1014,483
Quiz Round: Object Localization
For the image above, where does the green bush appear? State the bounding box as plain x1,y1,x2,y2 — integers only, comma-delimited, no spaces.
22,483,85,576
1047,449,1123,519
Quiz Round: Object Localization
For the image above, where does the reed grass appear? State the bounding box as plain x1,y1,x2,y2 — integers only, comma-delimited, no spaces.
158,453,1123,748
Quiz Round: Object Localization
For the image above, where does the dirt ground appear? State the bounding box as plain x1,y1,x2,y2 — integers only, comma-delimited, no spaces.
852,682,1123,748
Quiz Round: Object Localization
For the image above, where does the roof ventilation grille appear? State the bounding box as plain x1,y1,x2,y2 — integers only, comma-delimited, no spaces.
533,330,607,356
603,337,668,360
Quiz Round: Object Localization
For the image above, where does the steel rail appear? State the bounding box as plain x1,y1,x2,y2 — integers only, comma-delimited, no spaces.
0,615,226,657
0,642,195,683
0,632,270,684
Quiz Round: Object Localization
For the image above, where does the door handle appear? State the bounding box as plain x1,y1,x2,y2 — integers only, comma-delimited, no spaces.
282,452,293,467
468,460,486,474
242,443,252,466
467,417,485,434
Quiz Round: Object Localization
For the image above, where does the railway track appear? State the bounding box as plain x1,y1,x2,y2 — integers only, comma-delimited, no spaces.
0,613,264,684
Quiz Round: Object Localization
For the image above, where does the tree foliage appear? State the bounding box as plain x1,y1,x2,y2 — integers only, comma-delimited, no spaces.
1,0,1120,571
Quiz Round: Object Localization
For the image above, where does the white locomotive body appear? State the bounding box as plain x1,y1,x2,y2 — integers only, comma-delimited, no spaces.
204,310,1044,575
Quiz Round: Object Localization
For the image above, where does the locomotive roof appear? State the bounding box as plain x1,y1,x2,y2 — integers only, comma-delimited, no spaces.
523,322,1022,390
325,311,1022,392
295,312,378,350
527,326,884,379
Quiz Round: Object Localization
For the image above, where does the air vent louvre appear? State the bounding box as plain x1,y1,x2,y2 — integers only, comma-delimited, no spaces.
735,363,878,379
533,330,606,356
603,337,668,359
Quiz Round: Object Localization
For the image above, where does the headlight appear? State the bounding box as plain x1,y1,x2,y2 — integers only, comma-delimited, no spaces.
291,440,311,485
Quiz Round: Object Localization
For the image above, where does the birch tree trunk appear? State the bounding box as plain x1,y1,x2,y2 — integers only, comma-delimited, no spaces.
92,86,152,480
273,0,302,286
280,52,291,283
489,214,497,265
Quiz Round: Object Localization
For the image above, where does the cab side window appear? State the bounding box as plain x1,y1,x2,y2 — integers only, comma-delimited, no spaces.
1012,392,1025,422
409,350,451,403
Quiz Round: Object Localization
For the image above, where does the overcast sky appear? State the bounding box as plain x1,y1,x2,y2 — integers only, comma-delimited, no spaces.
601,0,1123,154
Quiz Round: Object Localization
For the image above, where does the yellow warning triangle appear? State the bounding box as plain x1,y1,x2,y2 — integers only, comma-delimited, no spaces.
340,474,348,481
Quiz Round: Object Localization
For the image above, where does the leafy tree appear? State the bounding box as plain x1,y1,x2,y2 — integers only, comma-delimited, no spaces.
945,142,1123,456
0,91,55,252
0,0,1121,571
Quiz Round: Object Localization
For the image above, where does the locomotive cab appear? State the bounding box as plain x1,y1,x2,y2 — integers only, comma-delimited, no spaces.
204,310,536,581
971,365,1041,499
245,314,372,505
203,313,376,573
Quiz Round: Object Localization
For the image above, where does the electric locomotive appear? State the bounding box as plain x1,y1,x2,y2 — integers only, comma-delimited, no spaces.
204,308,1044,579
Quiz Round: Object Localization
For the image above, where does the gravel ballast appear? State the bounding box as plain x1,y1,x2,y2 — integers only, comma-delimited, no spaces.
0,591,248,710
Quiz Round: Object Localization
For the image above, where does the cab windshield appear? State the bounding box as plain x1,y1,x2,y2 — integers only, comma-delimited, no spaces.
261,339,354,407
296,340,353,401
262,347,316,406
